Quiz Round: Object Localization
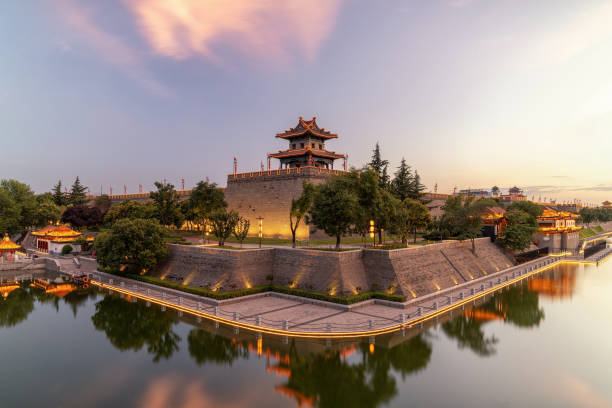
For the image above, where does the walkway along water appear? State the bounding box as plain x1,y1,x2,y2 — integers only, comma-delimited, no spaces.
65,249,612,339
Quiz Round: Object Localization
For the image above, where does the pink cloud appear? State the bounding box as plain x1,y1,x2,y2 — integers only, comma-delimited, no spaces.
125,0,344,63
56,0,169,96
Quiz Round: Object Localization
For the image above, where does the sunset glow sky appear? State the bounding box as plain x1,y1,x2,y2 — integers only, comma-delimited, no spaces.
2,0,611,204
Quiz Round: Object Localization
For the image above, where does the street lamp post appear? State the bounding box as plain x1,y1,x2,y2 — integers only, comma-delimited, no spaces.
369,220,375,247
257,216,264,248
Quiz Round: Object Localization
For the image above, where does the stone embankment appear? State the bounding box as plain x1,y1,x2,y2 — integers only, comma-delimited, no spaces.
154,238,514,298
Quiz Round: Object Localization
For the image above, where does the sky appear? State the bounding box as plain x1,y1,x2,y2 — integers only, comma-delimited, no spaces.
1,0,611,206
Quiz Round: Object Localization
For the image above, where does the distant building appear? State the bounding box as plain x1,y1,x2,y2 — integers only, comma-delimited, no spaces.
481,207,507,241
32,225,88,254
457,189,491,197
499,186,526,203
533,207,581,252
0,233,20,261
602,201,612,209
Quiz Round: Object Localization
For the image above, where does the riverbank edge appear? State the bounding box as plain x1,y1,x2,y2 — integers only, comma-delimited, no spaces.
70,250,612,338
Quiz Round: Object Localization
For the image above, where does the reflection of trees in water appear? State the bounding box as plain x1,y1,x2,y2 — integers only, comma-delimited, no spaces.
0,287,34,328
442,317,498,356
91,295,180,362
443,284,545,356
188,329,249,366
63,289,97,317
185,329,433,408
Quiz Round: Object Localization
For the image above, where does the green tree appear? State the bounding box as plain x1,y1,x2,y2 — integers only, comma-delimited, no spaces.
507,201,543,219
390,158,413,201
579,207,596,226
498,208,538,252
309,177,359,249
209,209,240,246
368,142,390,189
150,182,184,228
93,194,112,214
444,196,495,255
93,218,168,272
409,170,428,203
104,200,157,225
232,216,250,247
34,195,62,226
0,189,21,235
52,180,67,206
186,180,227,236
289,181,315,247
391,198,431,245
0,180,37,233
69,176,88,206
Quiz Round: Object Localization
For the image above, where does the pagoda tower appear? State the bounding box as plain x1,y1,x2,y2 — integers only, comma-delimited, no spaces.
268,117,346,169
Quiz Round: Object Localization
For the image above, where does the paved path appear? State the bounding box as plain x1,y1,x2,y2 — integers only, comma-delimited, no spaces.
75,254,587,338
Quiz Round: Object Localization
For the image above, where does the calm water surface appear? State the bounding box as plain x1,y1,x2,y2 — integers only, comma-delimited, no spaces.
1,259,612,408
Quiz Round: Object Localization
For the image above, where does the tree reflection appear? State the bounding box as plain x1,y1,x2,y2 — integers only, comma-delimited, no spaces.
91,295,180,362
362,334,432,379
63,288,97,318
0,287,34,328
442,316,498,356
188,329,249,366
443,284,545,356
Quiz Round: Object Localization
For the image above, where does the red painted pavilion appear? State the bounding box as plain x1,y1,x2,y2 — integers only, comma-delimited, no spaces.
268,117,346,169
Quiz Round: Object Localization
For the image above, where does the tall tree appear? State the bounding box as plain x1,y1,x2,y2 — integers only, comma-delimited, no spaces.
52,180,66,206
104,200,157,225
444,196,496,255
391,199,432,245
69,176,88,206
391,158,413,201
368,143,390,189
309,177,359,249
409,170,428,203
498,209,538,252
289,181,315,247
0,179,37,232
187,180,227,235
34,194,62,227
209,210,240,246
232,216,250,248
150,181,184,228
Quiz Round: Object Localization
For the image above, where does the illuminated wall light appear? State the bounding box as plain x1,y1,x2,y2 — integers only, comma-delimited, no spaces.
433,281,441,291
407,286,417,298
182,268,197,286
451,277,458,285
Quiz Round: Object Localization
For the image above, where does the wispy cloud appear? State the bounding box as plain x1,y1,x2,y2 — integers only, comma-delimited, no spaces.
125,0,344,63
55,0,168,96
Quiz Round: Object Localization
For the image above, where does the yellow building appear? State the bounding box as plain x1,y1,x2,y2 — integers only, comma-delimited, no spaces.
0,233,20,260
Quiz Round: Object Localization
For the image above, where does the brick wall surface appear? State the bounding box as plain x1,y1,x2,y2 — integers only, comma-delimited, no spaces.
224,169,337,239
154,238,514,298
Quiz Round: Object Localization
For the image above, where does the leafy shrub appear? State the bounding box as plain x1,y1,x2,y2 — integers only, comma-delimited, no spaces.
61,245,73,255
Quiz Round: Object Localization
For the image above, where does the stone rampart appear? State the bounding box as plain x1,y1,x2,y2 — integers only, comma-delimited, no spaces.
225,167,346,239
153,239,514,298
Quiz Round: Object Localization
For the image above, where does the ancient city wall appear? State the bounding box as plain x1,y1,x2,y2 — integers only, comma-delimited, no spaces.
153,238,514,298
225,167,344,239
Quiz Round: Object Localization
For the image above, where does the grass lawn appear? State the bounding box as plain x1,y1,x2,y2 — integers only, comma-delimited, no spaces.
580,228,597,239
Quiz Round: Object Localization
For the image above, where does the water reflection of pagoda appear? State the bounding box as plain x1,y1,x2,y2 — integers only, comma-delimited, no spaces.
527,268,576,300
31,279,77,298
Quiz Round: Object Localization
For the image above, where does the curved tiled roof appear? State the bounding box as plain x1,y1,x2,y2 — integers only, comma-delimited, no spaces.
0,234,20,251
32,225,81,241
276,116,338,140
268,147,345,160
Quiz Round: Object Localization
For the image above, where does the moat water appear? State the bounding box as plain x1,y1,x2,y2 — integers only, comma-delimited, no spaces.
1,258,612,408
